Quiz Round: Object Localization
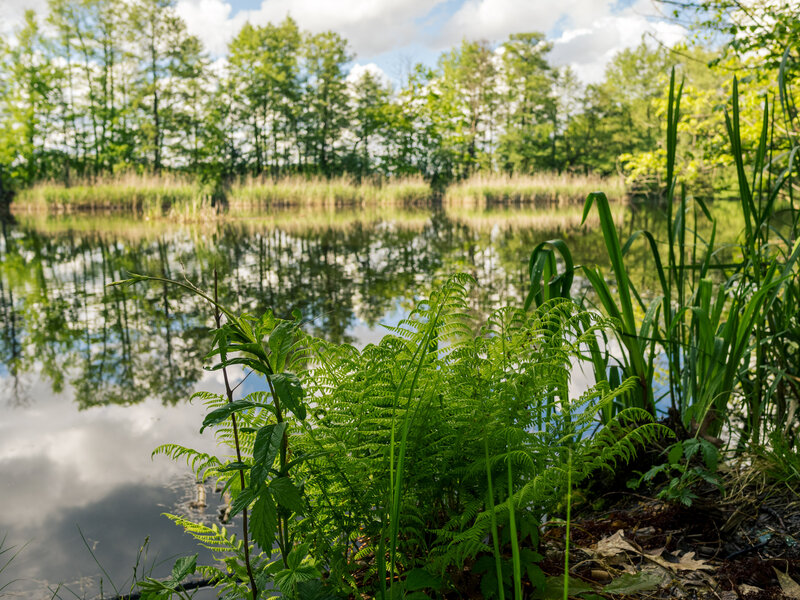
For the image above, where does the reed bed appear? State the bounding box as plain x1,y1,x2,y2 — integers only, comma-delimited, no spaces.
443,172,626,206
14,174,200,212
227,175,431,207
11,174,433,216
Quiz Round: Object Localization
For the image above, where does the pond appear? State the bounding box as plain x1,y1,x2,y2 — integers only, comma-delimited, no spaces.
0,201,744,599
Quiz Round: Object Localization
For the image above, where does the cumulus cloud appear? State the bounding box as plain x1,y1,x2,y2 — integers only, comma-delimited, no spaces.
347,62,393,86
175,0,448,56
549,12,686,82
4,0,688,84
437,0,686,82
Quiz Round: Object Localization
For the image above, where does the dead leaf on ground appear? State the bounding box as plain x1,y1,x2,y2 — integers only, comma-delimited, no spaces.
590,529,641,557
642,548,714,572
773,567,800,599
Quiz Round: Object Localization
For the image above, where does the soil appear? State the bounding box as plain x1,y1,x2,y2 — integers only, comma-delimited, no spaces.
538,466,800,599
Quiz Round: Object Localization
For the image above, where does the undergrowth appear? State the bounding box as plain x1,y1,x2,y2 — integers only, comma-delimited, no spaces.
112,273,668,599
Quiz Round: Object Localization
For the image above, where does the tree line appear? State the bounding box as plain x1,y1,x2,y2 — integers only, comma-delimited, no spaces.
0,0,794,196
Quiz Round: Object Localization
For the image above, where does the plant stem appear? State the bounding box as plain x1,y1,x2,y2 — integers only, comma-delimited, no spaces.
214,270,258,600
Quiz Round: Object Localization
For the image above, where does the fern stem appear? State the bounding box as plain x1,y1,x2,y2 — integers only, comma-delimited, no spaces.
563,449,572,600
214,270,258,600
506,453,522,600
484,435,505,600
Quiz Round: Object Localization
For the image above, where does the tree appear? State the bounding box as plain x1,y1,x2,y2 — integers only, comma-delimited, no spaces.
301,31,351,176
496,32,553,174
347,69,393,177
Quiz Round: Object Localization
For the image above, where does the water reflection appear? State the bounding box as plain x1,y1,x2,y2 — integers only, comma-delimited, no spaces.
0,207,623,409
0,202,744,598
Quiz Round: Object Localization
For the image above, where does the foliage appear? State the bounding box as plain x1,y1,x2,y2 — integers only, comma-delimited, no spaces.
113,272,670,598
3,0,789,195
633,439,722,506
529,67,800,449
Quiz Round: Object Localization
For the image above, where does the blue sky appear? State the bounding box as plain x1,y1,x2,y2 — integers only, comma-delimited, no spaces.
5,0,685,84
171,0,685,83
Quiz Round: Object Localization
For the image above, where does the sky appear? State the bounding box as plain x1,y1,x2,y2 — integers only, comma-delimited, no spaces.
2,0,687,84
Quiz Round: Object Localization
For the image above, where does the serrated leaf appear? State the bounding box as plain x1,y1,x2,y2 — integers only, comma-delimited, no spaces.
271,372,306,420
170,554,197,583
229,487,255,518
269,476,304,514
269,321,297,373
252,423,286,485
250,493,278,551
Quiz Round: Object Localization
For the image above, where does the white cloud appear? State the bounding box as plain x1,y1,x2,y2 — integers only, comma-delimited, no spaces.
4,0,688,84
347,62,393,87
175,0,448,56
438,0,619,46
549,14,685,83
437,0,686,83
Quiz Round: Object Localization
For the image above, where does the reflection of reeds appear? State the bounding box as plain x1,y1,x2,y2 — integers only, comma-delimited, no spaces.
444,204,625,232
13,204,622,241
443,172,625,206
12,206,434,240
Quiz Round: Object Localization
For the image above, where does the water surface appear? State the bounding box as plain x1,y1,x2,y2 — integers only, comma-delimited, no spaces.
0,202,743,598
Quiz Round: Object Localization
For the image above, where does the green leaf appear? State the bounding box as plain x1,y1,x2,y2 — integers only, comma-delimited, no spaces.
250,493,278,551
603,571,663,594
668,442,683,465
405,568,442,591
170,554,197,583
269,476,304,514
251,422,287,485
200,400,256,433
271,372,306,420
229,486,256,518
532,575,594,599
269,321,297,373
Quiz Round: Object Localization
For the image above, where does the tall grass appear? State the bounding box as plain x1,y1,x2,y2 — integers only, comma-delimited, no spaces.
228,175,431,207
529,67,800,445
443,172,626,207
11,174,432,215
15,173,201,212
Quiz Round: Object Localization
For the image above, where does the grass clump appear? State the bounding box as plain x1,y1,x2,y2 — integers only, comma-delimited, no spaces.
11,174,433,216
443,172,626,207
227,175,431,207
14,174,202,213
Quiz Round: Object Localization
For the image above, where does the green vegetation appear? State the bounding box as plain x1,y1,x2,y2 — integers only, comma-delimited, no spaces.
113,272,667,599
12,174,433,215
99,47,798,598
1,0,796,204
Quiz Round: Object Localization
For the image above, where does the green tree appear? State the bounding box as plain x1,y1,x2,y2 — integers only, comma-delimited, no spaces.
496,32,553,174
301,31,351,176
347,69,393,177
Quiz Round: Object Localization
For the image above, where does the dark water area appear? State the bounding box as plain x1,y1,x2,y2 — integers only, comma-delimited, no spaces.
0,202,744,598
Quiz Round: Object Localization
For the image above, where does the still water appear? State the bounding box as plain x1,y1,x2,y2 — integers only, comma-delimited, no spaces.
0,202,741,598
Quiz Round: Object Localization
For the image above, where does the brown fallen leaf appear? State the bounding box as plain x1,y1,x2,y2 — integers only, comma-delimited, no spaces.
642,549,714,572
773,567,800,599
591,529,640,557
